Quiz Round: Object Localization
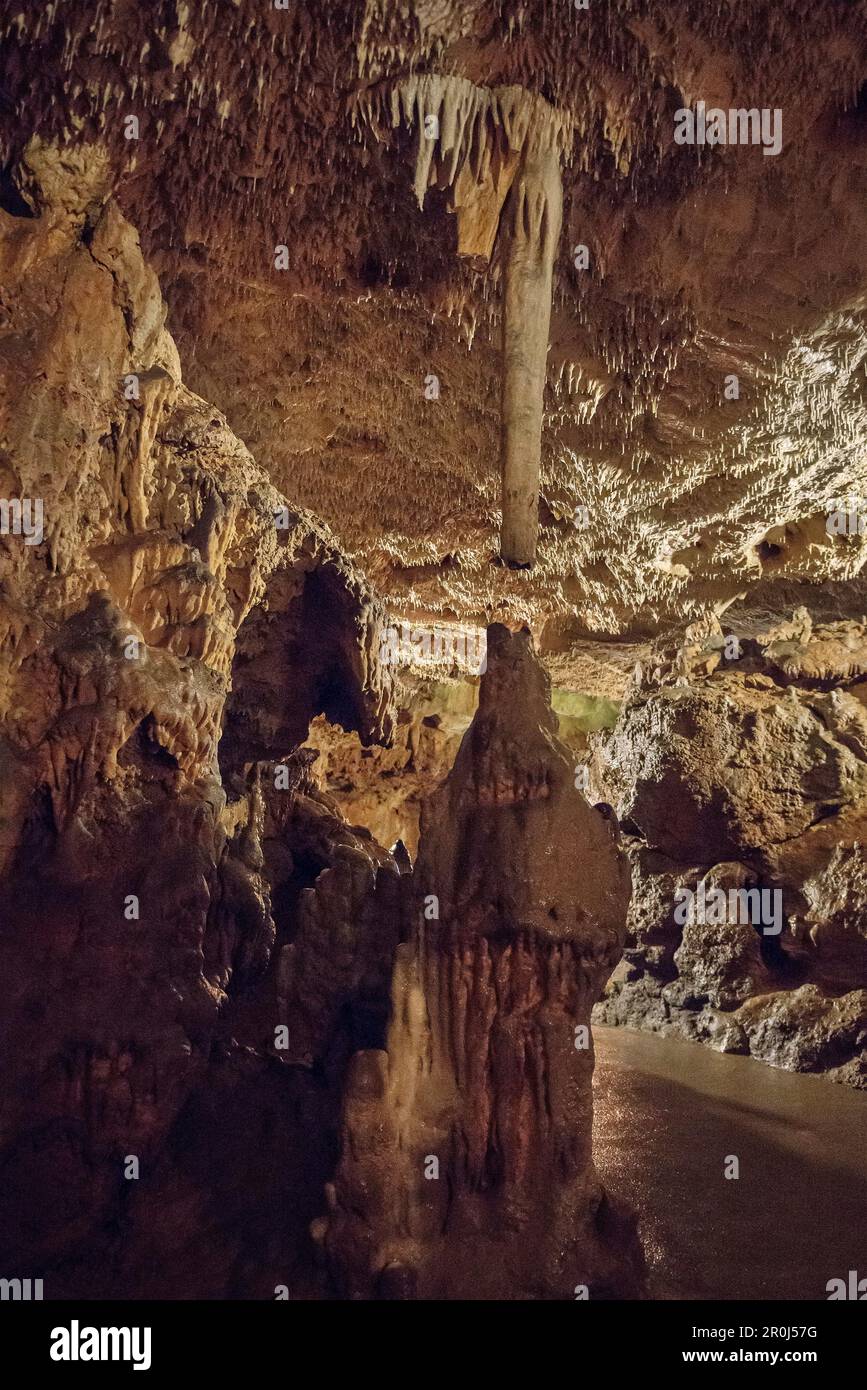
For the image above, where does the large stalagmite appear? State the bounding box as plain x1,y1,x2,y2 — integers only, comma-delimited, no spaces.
317,625,643,1299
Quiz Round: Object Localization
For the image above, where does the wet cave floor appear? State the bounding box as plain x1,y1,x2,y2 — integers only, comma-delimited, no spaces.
593,1026,867,1301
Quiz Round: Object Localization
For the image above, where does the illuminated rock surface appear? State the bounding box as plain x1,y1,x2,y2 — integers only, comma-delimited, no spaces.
0,0,865,1302
592,617,867,1086
318,627,644,1299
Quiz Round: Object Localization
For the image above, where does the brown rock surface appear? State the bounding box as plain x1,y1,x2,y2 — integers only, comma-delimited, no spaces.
304,681,474,859
0,138,641,1302
318,627,643,1298
593,618,867,1085
0,147,397,1293
1,0,866,1304
1,3,865,645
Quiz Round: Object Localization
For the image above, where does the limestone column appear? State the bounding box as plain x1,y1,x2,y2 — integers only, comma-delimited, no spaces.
499,142,562,567
316,626,644,1299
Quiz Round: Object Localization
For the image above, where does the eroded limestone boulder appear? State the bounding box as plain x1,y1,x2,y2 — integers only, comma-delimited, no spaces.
593,678,867,861
592,619,867,1086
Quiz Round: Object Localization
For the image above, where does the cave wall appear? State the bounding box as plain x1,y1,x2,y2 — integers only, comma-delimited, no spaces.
0,143,400,1295
2,3,865,640
1,0,864,1303
0,142,641,1299
590,613,867,1087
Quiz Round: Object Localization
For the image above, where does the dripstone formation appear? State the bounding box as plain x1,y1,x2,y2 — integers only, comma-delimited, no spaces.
317,626,643,1299
1,0,866,1305
0,149,640,1299
2,2,865,637
0,148,398,1296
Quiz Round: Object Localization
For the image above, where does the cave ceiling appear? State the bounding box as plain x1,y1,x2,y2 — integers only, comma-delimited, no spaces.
2,0,866,664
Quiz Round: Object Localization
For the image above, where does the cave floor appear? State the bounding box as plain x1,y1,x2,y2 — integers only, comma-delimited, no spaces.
593,1026,867,1301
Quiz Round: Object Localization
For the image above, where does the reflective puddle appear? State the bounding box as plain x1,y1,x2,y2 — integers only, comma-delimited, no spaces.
593,1025,867,1300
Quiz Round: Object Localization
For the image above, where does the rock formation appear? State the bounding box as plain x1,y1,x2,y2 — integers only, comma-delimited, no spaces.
358,76,571,564
0,138,641,1302
3,2,865,637
316,626,643,1299
0,0,865,1306
591,615,867,1087
0,144,397,1295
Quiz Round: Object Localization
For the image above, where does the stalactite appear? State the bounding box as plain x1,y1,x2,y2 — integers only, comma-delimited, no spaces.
358,75,573,565
500,138,563,566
